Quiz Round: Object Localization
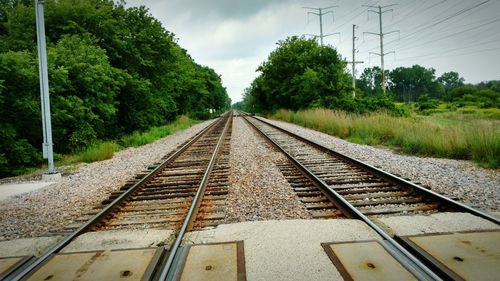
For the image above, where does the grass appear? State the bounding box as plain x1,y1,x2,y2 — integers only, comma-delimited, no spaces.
58,115,199,165
121,127,172,147
76,141,121,163
121,115,197,147
271,108,500,168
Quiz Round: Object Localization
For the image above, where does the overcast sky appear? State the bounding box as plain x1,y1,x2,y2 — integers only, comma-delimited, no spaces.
125,0,500,102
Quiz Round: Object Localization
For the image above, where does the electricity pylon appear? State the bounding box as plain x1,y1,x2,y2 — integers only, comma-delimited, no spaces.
303,6,339,46
363,4,399,94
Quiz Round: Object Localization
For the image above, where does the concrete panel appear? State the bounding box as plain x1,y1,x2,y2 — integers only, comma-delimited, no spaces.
177,241,245,281
25,248,162,281
402,231,500,281
322,241,416,281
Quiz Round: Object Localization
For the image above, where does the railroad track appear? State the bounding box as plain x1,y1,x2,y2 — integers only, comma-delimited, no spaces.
66,115,232,232
6,112,233,281
239,112,500,281
241,112,498,222
4,111,498,281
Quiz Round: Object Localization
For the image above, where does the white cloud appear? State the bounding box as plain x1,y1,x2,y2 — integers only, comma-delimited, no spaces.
126,0,500,102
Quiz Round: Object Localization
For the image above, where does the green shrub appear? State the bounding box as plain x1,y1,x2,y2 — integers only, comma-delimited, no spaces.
417,99,439,111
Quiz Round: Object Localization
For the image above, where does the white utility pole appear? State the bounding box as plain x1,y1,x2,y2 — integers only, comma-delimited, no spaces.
363,4,399,94
35,0,57,175
347,24,364,97
303,6,339,46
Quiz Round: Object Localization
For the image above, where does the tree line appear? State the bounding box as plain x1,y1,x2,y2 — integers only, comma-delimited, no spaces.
359,65,499,108
0,0,230,176
236,36,499,114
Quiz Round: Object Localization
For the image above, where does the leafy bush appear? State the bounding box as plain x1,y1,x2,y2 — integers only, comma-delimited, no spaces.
417,99,439,111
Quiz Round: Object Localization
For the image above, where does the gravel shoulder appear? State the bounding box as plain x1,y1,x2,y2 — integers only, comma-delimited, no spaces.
0,120,213,240
260,116,499,213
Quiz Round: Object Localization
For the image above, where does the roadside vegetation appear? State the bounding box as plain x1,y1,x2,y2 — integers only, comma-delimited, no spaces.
58,115,198,165
272,108,499,168
0,1,230,177
235,36,499,168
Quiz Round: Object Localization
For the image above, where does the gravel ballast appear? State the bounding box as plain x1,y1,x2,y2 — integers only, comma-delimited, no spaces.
1,114,497,241
224,117,312,222
0,120,213,240
260,117,499,213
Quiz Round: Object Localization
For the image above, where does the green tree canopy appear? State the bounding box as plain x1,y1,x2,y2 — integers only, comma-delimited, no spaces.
243,36,350,112
388,65,444,102
0,0,230,177
356,66,382,96
437,71,464,100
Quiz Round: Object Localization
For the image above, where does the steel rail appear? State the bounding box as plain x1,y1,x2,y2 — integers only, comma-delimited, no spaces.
6,117,223,281
249,113,500,225
241,113,443,281
157,112,232,281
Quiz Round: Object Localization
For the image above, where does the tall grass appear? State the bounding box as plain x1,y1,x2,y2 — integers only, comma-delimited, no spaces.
59,115,198,165
76,141,121,163
271,108,500,168
121,127,171,147
121,115,197,147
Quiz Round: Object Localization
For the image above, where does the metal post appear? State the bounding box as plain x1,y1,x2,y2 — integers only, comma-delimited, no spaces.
35,0,56,174
352,24,356,96
319,8,324,46
379,6,385,94
347,25,363,97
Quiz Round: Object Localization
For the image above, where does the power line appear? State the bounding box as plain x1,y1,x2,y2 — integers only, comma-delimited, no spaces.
385,0,446,29
334,0,379,30
393,16,500,52
382,0,492,51
395,35,500,59
395,46,500,62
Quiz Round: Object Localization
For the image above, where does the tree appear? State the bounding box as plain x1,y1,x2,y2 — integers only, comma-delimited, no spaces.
357,66,382,96
388,65,443,102
437,71,464,100
0,0,230,176
0,50,42,174
244,36,350,112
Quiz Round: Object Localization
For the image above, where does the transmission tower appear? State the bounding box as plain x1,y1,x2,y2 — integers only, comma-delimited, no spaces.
347,24,364,97
303,6,339,46
363,4,399,94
